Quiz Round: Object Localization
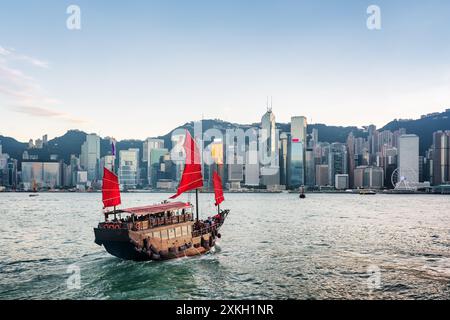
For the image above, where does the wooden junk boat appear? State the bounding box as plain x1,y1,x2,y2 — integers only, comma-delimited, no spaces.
94,130,229,261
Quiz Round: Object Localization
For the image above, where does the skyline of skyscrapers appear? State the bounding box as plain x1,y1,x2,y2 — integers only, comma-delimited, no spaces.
1,108,450,191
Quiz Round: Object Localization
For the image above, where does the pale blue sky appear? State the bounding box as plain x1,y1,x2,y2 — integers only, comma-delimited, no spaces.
1,0,449,141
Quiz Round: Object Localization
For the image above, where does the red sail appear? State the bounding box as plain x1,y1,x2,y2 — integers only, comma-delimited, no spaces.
102,167,121,208
170,130,204,199
213,171,224,206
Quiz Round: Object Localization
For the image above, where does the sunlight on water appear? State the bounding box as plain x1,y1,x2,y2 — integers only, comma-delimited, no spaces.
0,192,449,300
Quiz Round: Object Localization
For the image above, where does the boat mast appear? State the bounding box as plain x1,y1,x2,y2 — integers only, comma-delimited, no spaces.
195,188,199,222
216,163,220,214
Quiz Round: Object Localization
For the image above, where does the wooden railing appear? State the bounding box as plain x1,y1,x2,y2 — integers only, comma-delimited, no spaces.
133,213,193,231
192,224,218,237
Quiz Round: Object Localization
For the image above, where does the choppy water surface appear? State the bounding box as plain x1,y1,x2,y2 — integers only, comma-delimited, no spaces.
0,192,449,300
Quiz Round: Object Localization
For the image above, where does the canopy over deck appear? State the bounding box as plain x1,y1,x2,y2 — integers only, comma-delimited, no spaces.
119,202,192,217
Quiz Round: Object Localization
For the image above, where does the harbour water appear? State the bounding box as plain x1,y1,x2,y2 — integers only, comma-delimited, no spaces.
0,192,449,300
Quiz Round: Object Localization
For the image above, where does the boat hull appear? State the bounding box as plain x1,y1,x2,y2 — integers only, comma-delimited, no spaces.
94,227,217,261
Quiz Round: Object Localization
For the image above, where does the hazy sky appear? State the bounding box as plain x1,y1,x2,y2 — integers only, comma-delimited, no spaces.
1,0,449,141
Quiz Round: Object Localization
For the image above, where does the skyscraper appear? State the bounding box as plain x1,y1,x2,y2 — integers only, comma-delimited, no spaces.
291,116,307,146
149,148,169,188
119,148,140,188
245,139,260,186
305,148,315,186
143,138,165,186
260,108,280,187
398,134,419,184
80,133,100,182
287,139,305,188
279,133,289,186
432,131,450,185
328,143,348,186
346,132,355,188
315,164,329,186
287,116,307,188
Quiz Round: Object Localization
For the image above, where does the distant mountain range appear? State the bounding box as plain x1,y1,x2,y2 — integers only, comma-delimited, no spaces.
1,109,450,165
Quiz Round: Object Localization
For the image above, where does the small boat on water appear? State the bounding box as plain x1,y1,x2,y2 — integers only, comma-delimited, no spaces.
299,186,306,199
359,189,376,195
94,130,229,261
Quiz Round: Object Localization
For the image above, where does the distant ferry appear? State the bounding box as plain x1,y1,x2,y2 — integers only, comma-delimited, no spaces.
94,130,229,261
359,189,377,195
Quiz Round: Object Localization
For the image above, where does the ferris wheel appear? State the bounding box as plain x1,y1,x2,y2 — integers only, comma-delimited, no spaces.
391,167,418,191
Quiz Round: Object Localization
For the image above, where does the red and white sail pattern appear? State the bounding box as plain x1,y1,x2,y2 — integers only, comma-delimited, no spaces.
102,167,121,208
170,130,204,199
213,171,224,206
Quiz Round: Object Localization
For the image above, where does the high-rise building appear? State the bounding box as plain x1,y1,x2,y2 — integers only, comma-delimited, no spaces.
260,109,280,187
328,143,348,186
398,134,419,184
432,131,450,185
315,164,329,186
353,166,367,188
311,128,319,148
279,133,289,186
346,132,355,188
119,148,140,188
305,148,315,186
227,140,244,190
287,116,307,189
245,139,259,186
21,161,61,190
363,166,384,189
287,140,305,188
142,138,164,186
80,134,100,182
291,116,307,146
149,148,169,188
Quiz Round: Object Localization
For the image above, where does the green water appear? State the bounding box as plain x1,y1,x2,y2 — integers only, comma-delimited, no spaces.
0,192,449,299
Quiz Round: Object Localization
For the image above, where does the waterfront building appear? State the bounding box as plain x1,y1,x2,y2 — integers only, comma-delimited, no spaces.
328,143,348,186
62,163,72,187
432,131,450,185
398,134,419,184
260,109,280,187
335,174,349,190
346,132,356,188
305,148,315,186
363,166,384,189
119,148,140,189
0,147,8,187
287,139,305,189
244,139,260,187
80,133,100,182
315,164,329,186
21,161,61,190
227,154,244,190
76,171,88,191
279,133,289,186
287,116,307,189
353,166,367,188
